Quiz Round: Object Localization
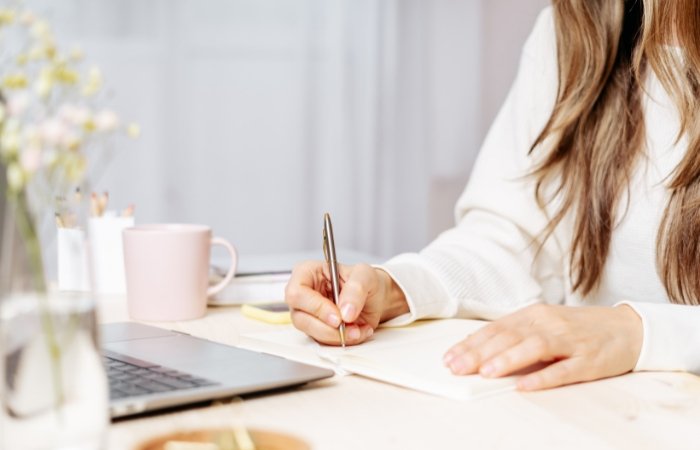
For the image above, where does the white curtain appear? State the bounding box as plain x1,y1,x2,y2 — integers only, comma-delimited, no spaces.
18,0,533,259
303,0,482,256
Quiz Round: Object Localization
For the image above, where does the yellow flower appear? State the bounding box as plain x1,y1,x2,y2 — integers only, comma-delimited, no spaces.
30,19,51,40
63,153,86,183
44,40,57,59
23,124,41,148
7,162,24,192
82,66,102,96
16,53,28,65
28,45,43,61
3,73,28,89
1,120,21,157
0,9,16,26
69,47,84,61
35,68,53,98
126,123,141,138
0,103,6,123
53,64,79,84
83,117,96,132
61,131,81,151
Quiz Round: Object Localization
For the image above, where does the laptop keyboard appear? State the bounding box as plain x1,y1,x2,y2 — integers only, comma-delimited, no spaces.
104,352,219,400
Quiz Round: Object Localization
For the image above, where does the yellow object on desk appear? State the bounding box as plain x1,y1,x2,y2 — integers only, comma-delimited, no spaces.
241,303,291,324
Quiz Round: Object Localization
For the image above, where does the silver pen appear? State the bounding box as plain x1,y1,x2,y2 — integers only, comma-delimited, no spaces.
323,213,346,348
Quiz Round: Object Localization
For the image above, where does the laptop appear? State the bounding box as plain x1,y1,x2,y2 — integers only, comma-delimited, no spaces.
102,322,333,418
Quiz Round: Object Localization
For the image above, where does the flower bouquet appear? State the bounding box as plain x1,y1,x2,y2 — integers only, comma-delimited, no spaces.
0,6,137,449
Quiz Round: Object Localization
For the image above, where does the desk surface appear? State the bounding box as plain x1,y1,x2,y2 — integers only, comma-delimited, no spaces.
100,297,700,450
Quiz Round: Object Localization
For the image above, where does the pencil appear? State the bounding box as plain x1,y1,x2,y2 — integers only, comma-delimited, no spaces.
99,191,109,216
90,192,99,217
122,204,134,217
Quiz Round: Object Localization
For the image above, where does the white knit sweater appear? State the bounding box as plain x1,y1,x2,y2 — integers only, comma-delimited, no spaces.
379,7,700,374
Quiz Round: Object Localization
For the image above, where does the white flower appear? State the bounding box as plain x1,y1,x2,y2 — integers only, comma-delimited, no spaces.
41,118,67,145
19,11,35,26
71,106,90,126
94,109,119,132
20,145,42,173
7,93,29,116
58,103,78,122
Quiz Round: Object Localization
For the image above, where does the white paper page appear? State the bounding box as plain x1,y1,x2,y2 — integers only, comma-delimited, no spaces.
241,319,516,400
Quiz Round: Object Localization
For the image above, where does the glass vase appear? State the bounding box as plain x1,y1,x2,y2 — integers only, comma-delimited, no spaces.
0,188,109,450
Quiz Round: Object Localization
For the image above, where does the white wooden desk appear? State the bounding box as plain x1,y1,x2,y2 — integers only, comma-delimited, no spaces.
100,296,700,450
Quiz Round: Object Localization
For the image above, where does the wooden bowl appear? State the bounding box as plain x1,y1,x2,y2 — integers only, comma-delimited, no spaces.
135,428,311,450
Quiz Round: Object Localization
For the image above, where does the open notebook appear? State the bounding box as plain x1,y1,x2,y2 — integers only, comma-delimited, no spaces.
240,319,516,400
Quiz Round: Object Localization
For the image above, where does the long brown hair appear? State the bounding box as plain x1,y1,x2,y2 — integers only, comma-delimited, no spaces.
532,0,700,305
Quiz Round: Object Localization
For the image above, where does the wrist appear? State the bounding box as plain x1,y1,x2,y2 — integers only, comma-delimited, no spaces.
614,304,643,369
376,268,409,322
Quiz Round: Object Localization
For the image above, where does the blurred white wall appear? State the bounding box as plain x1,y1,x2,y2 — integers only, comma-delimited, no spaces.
26,0,549,259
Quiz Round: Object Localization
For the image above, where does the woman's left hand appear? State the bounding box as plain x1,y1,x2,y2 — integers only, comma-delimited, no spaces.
443,304,643,391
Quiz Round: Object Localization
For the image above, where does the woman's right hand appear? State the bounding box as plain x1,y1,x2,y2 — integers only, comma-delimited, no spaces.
284,261,409,346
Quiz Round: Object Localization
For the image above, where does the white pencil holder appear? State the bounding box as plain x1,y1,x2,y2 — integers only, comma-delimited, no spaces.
88,215,134,295
57,227,90,292
57,214,134,294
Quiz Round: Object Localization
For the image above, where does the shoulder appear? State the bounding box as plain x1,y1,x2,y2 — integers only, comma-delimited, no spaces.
523,6,556,60
515,6,559,131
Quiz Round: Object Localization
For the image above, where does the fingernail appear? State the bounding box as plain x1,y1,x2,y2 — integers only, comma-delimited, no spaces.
443,352,455,365
327,313,341,327
518,377,536,391
450,355,475,374
365,327,374,338
347,327,361,341
341,304,355,322
449,358,466,373
480,363,495,377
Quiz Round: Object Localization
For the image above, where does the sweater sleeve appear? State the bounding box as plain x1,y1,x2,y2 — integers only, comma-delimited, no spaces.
616,301,700,373
379,8,565,327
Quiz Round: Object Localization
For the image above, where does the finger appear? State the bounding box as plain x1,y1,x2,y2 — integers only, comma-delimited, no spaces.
447,330,525,376
337,264,377,323
479,335,557,378
443,322,505,370
286,271,342,329
290,310,371,346
289,260,324,285
517,357,585,391
444,305,549,361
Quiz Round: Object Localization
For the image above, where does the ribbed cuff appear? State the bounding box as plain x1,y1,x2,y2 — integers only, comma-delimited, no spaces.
373,253,456,327
616,301,700,373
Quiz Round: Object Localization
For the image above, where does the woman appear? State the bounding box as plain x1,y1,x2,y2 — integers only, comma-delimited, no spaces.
285,0,700,391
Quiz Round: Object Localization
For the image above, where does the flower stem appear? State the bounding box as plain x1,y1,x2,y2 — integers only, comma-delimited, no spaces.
10,192,66,413
10,193,46,292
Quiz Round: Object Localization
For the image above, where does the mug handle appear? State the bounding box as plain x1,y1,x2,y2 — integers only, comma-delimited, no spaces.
207,237,238,297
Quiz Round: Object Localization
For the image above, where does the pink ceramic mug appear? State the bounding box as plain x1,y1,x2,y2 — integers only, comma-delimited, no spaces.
122,224,237,321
